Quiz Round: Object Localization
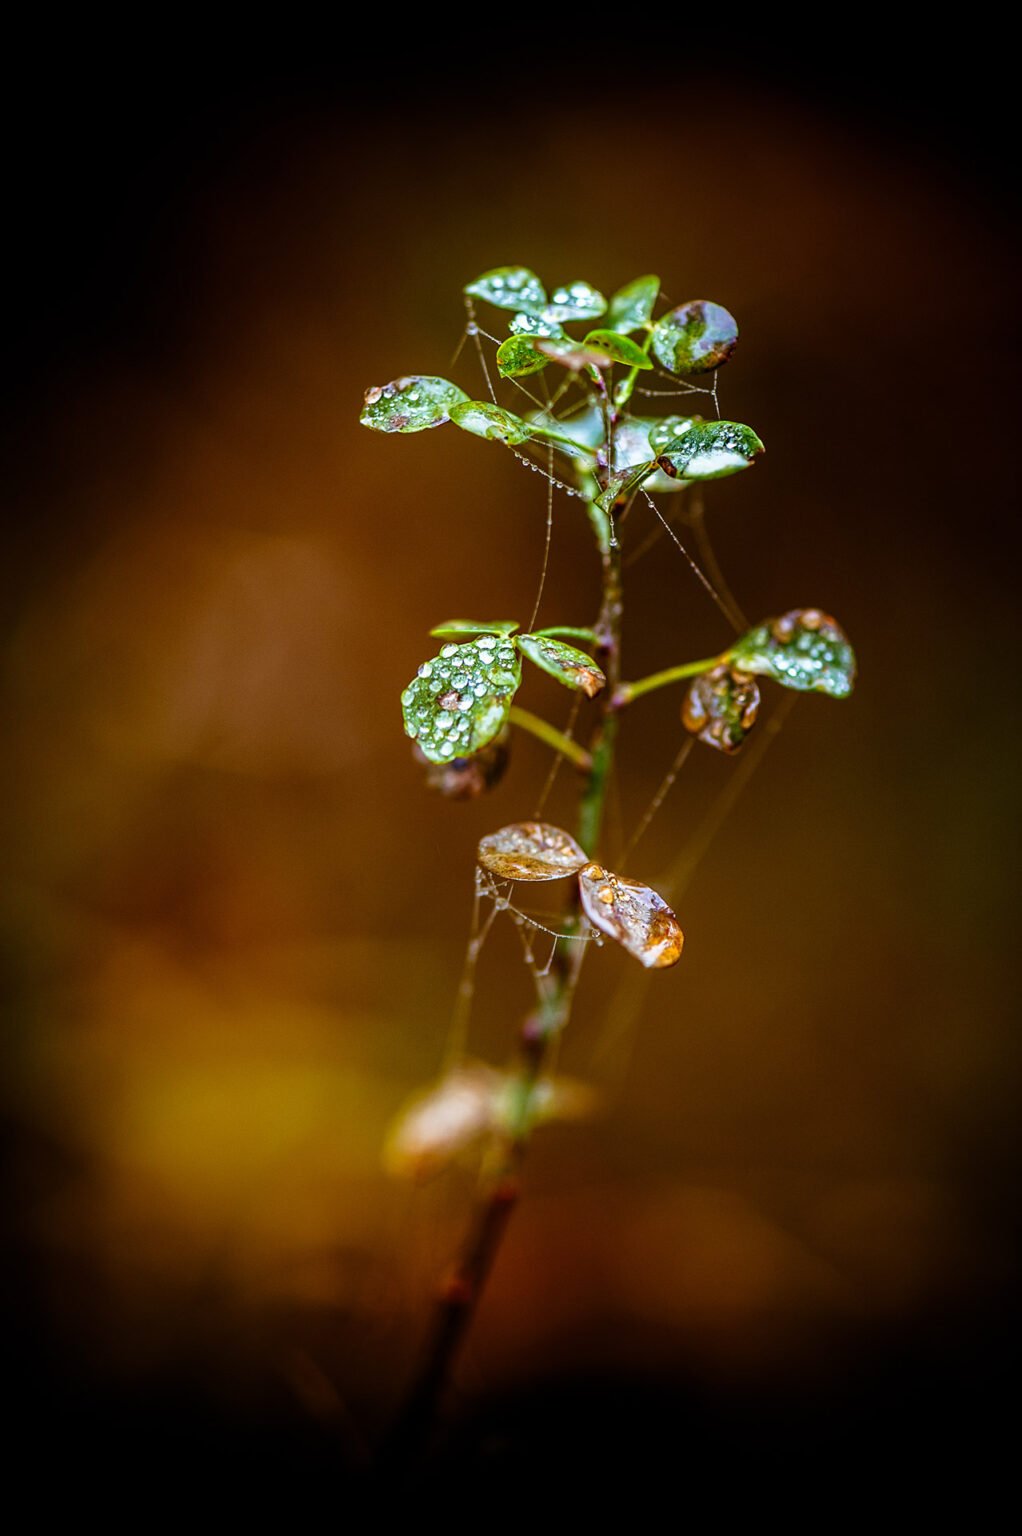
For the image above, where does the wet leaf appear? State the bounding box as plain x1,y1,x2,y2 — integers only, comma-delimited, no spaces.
611,416,686,495
607,274,660,333
509,311,564,338
497,335,549,379
657,419,764,481
542,281,607,323
477,822,588,882
729,609,857,698
430,619,520,638
594,460,659,514
582,330,654,368
465,266,547,312
578,864,684,969
647,415,698,455
450,400,532,444
650,300,739,375
517,634,606,697
682,665,761,753
532,625,598,644
360,375,468,433
384,1063,503,1181
402,637,523,764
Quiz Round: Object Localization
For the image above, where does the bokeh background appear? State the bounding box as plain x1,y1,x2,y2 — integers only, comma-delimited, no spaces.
3,38,1018,1494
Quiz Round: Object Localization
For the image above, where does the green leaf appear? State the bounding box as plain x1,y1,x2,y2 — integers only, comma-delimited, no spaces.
401,637,523,764
682,665,761,754
607,274,660,334
594,459,659,514
430,620,519,638
542,281,607,323
647,415,698,455
581,330,654,368
360,375,468,433
509,312,564,338
532,625,598,644
465,266,547,312
497,335,549,379
656,419,764,481
450,400,532,444
517,634,606,697
729,609,856,698
650,300,739,375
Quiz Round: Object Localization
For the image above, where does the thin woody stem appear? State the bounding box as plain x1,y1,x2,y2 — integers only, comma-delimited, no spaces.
387,395,625,1467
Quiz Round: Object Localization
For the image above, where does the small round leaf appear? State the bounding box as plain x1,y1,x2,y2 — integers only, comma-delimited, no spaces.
607,274,660,334
497,335,549,379
517,634,606,697
402,637,523,764
582,330,654,369
478,822,588,881
465,266,547,312
542,281,607,323
450,400,532,444
361,375,469,433
682,665,761,753
578,864,684,969
729,610,856,698
509,311,565,338
656,420,764,481
650,301,739,375
647,415,698,455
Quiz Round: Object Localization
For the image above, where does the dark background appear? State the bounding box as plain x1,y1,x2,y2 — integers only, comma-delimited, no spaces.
3,33,1018,1499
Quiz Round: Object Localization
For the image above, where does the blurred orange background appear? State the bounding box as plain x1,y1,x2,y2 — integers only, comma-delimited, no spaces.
3,44,1018,1489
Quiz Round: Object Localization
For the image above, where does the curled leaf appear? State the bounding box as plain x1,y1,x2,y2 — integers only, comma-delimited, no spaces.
360,375,468,433
682,665,761,753
657,419,764,481
729,609,856,698
478,822,588,881
496,334,549,379
542,281,607,323
581,330,653,368
402,637,522,764
384,1064,503,1181
650,300,739,375
465,266,547,312
595,459,659,514
607,274,660,334
517,633,606,697
578,864,684,969
450,400,532,444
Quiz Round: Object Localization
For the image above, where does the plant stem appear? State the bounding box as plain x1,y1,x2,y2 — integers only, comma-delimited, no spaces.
615,652,726,706
389,488,623,1465
507,705,592,772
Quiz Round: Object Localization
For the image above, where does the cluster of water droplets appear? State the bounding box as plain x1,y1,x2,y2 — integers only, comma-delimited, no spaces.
401,637,522,763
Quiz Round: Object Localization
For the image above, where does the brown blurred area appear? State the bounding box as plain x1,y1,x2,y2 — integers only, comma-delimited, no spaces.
2,38,1019,1496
